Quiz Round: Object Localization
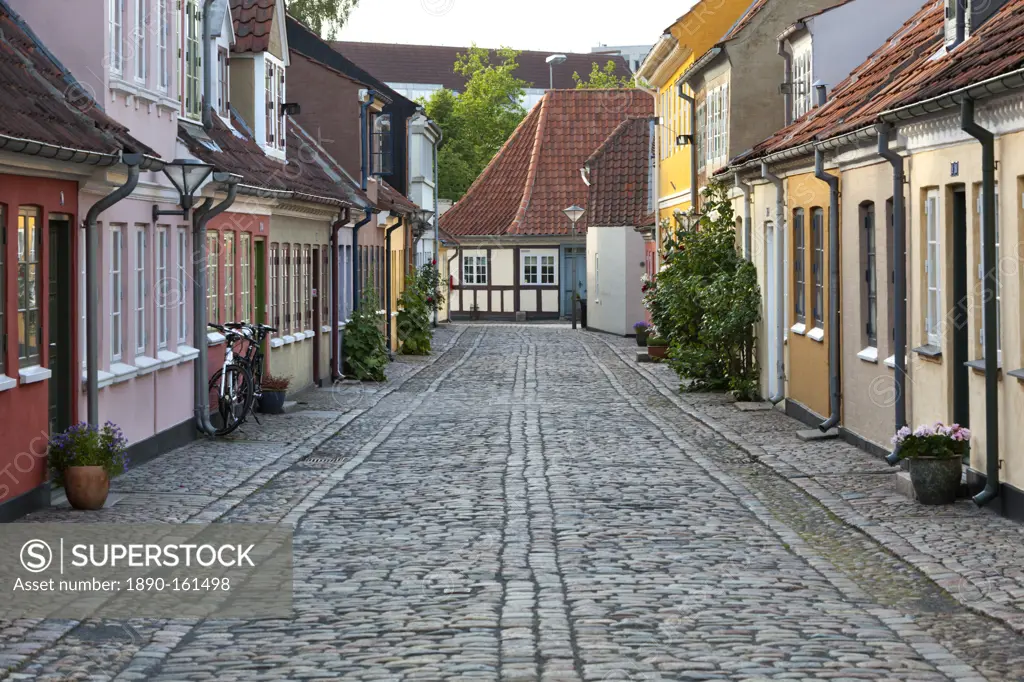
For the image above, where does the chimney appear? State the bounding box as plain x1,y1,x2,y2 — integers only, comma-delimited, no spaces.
814,82,827,108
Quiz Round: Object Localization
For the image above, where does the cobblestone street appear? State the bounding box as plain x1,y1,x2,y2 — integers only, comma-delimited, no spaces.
5,324,1024,680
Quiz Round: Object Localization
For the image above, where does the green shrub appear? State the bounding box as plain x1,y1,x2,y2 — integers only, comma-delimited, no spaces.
649,182,761,399
417,260,446,312
344,279,389,381
397,268,433,355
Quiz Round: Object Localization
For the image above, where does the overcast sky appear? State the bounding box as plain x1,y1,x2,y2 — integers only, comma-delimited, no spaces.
338,0,693,53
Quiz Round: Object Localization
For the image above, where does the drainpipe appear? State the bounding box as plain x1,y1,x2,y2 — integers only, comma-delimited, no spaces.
202,0,215,131
961,97,1000,507
779,38,793,127
877,125,909,464
433,127,443,327
360,90,378,191
678,86,700,216
193,183,239,436
351,206,375,310
814,147,841,432
734,172,752,261
385,217,405,353
83,154,143,426
330,207,349,380
762,162,786,404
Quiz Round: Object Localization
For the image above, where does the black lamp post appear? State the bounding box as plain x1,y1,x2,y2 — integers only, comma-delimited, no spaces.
563,204,585,330
153,159,215,222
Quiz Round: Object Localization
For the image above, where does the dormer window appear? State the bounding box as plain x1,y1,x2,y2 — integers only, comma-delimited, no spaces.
217,48,229,117
791,46,812,119
110,0,125,75
265,57,286,151
182,0,202,120
371,113,393,176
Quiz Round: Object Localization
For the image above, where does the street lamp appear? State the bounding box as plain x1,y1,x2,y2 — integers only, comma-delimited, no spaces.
546,54,567,89
413,208,435,242
562,204,585,330
153,158,215,222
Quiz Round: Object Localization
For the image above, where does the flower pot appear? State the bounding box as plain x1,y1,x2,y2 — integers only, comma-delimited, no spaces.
258,390,287,415
64,466,110,510
635,330,649,346
647,345,668,360
909,456,962,505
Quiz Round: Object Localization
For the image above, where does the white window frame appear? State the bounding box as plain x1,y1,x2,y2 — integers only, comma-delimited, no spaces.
111,226,124,362
695,99,706,172
182,0,201,120
135,227,148,355
223,232,235,324
925,190,941,346
265,55,286,151
240,234,251,322
156,227,168,349
541,255,555,285
134,0,147,83
792,47,813,120
206,231,218,325
977,188,1001,361
463,255,487,285
158,0,169,91
705,83,729,170
523,255,538,285
110,0,124,76
217,47,229,116
177,228,188,343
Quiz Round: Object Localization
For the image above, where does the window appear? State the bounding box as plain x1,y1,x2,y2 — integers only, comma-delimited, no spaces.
371,114,394,175
0,205,5,375
706,83,729,168
217,48,229,116
793,208,806,324
223,232,235,323
239,234,251,322
183,0,201,120
135,227,148,355
16,208,43,367
110,226,124,361
791,47,813,119
206,231,218,324
523,255,538,284
811,207,824,329
157,0,168,91
541,255,555,284
322,247,330,325
156,228,168,349
303,246,311,330
886,198,896,351
292,244,301,331
265,58,285,150
110,0,124,75
861,202,877,348
463,255,487,285
977,187,1001,359
177,228,188,343
134,0,147,82
925,190,941,345
695,99,706,171
282,245,291,330
270,243,280,330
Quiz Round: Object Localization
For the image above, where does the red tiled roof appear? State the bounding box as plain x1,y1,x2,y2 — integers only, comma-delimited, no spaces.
231,0,276,53
0,1,154,159
329,42,632,91
439,89,654,238
178,113,367,207
376,179,418,215
732,0,1024,167
586,118,655,228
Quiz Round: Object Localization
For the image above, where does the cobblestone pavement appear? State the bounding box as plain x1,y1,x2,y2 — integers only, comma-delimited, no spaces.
4,325,1024,680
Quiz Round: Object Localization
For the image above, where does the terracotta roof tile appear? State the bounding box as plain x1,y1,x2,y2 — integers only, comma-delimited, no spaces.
439,89,654,238
586,117,655,228
231,0,276,53
329,42,632,91
178,112,367,207
0,0,153,159
376,179,418,215
732,0,1024,166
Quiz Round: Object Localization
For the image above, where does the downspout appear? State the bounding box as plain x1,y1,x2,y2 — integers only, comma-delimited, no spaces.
762,162,786,404
433,127,443,327
202,0,215,131
83,154,143,426
961,97,1000,507
193,183,239,436
734,173,752,260
360,90,378,191
385,218,405,354
679,86,699,215
814,147,841,432
779,37,793,127
351,207,375,310
330,207,349,380
877,125,909,464
637,84,660,269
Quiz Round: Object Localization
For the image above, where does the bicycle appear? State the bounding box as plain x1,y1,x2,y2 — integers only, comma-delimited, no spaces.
208,322,277,436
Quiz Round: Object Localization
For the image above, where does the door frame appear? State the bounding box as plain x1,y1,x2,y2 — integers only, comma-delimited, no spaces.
47,215,74,435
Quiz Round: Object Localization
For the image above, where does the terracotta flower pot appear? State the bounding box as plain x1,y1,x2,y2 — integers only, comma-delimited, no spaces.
64,466,110,510
648,345,668,360
909,456,962,505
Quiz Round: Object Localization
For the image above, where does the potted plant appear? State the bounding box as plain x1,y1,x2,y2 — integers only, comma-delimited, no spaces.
633,321,651,346
48,422,129,510
892,423,970,505
647,328,669,360
258,374,291,414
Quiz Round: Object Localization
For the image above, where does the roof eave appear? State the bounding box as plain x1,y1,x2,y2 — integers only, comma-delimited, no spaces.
880,66,1024,122
680,47,723,87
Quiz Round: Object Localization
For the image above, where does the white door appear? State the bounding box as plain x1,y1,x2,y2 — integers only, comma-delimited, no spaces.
766,222,778,397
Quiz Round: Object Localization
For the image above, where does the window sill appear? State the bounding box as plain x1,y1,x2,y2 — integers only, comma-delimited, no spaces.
81,369,116,391
857,346,879,364
207,331,226,346
966,358,1002,376
883,354,909,370
303,329,315,339
0,374,17,392
177,345,200,362
807,327,825,343
135,355,162,375
790,323,807,336
321,325,332,334
109,362,139,385
913,344,942,359
1008,368,1024,383
156,349,183,370
281,335,296,345
270,338,285,349
19,365,52,385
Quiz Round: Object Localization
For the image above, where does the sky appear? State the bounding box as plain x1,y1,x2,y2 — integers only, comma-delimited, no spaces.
338,0,693,54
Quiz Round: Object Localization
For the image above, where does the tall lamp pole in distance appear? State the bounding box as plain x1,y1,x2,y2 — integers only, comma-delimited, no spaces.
546,54,567,89
563,205,585,330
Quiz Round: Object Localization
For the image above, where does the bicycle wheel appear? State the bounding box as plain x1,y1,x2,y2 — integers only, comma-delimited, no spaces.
208,363,254,436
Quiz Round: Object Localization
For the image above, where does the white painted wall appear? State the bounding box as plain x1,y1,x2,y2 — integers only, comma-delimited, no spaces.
586,226,646,336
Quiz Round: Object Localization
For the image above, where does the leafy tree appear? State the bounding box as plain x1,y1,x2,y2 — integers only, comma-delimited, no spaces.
423,46,528,201
573,60,633,89
288,0,359,39
648,182,761,400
